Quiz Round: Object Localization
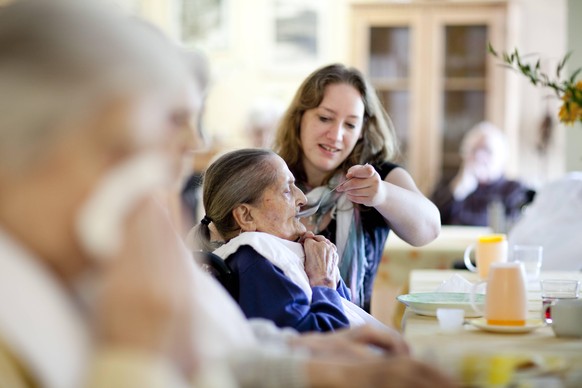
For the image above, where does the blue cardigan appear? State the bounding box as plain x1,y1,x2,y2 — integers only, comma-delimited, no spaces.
226,245,351,333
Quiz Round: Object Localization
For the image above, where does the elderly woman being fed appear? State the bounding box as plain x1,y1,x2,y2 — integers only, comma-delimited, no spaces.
192,148,386,333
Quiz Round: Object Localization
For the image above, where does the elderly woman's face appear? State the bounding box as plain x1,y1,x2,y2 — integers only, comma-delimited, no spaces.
249,155,308,241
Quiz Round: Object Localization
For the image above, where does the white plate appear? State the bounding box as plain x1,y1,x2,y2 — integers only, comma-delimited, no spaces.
396,292,485,317
469,318,545,334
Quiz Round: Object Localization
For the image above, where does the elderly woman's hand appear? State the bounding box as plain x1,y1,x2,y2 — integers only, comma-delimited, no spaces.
95,197,197,376
325,324,409,356
301,232,338,289
290,324,409,359
307,357,458,388
450,161,479,200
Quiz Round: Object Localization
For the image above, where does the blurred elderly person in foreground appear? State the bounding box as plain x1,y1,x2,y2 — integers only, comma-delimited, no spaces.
0,1,456,387
431,121,532,227
0,1,203,386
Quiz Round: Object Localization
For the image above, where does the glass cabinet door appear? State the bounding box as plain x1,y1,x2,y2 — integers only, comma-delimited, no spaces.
368,26,411,165
351,3,506,193
441,25,488,182
369,27,409,79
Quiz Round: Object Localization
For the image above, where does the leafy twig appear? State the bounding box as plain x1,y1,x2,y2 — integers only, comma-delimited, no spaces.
489,43,582,124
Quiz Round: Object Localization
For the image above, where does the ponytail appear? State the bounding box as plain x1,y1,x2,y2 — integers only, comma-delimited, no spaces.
190,217,222,252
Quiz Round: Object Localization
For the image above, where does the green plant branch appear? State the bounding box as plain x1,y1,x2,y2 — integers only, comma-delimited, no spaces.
489,43,582,123
489,43,581,101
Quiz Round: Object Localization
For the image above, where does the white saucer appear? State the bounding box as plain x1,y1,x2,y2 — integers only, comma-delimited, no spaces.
468,318,545,334
396,292,485,318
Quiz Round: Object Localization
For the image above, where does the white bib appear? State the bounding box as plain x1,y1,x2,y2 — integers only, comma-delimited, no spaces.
214,232,385,329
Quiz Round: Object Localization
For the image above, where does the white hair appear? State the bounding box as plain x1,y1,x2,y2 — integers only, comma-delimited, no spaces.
246,98,285,131
460,121,508,162
183,50,211,95
0,0,191,170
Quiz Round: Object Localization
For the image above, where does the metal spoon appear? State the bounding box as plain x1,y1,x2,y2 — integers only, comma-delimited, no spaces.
297,178,353,218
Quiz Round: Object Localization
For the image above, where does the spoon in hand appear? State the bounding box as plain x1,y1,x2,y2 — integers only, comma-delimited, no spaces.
296,178,353,218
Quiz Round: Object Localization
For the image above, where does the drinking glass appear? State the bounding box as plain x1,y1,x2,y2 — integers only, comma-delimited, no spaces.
540,279,580,323
511,245,543,282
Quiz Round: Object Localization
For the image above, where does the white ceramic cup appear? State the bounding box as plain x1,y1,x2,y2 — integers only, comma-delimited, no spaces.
541,279,580,323
436,308,465,333
548,298,582,338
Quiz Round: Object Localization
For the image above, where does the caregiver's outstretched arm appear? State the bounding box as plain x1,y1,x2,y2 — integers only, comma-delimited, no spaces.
341,164,441,246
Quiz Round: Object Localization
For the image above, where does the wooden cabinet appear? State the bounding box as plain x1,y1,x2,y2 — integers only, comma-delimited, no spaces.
350,2,508,193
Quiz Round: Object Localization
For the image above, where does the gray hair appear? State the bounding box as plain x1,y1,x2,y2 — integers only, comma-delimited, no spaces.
192,149,278,251
0,0,191,171
183,50,211,96
460,121,508,162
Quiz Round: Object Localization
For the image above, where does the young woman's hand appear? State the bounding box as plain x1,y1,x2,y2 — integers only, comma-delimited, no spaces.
338,164,386,208
339,164,441,247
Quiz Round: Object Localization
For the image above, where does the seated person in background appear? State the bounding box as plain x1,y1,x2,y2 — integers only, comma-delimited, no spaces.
191,149,387,333
431,121,533,227
509,172,582,271
245,97,284,148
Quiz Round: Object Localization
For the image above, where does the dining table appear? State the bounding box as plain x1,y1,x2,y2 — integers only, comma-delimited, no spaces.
400,269,582,387
371,226,492,327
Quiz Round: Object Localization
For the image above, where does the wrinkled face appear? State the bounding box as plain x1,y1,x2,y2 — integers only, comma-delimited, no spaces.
466,133,505,183
299,83,365,185
248,155,308,241
122,80,202,165
70,82,203,262
153,81,204,182
7,85,200,270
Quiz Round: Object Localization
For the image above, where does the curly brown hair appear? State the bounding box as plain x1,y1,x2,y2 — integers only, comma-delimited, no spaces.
273,63,399,184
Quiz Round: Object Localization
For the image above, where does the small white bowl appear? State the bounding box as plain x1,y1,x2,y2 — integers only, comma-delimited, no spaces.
436,308,465,333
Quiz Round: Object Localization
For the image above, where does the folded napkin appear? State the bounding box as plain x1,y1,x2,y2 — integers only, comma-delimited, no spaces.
435,274,486,294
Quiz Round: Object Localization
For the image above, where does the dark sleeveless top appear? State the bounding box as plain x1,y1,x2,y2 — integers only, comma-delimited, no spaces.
318,162,399,312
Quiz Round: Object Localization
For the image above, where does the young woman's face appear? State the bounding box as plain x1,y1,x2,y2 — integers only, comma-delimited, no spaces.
248,155,308,241
299,83,365,185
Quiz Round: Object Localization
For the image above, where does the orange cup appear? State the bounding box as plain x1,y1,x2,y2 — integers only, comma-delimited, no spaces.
471,262,527,326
